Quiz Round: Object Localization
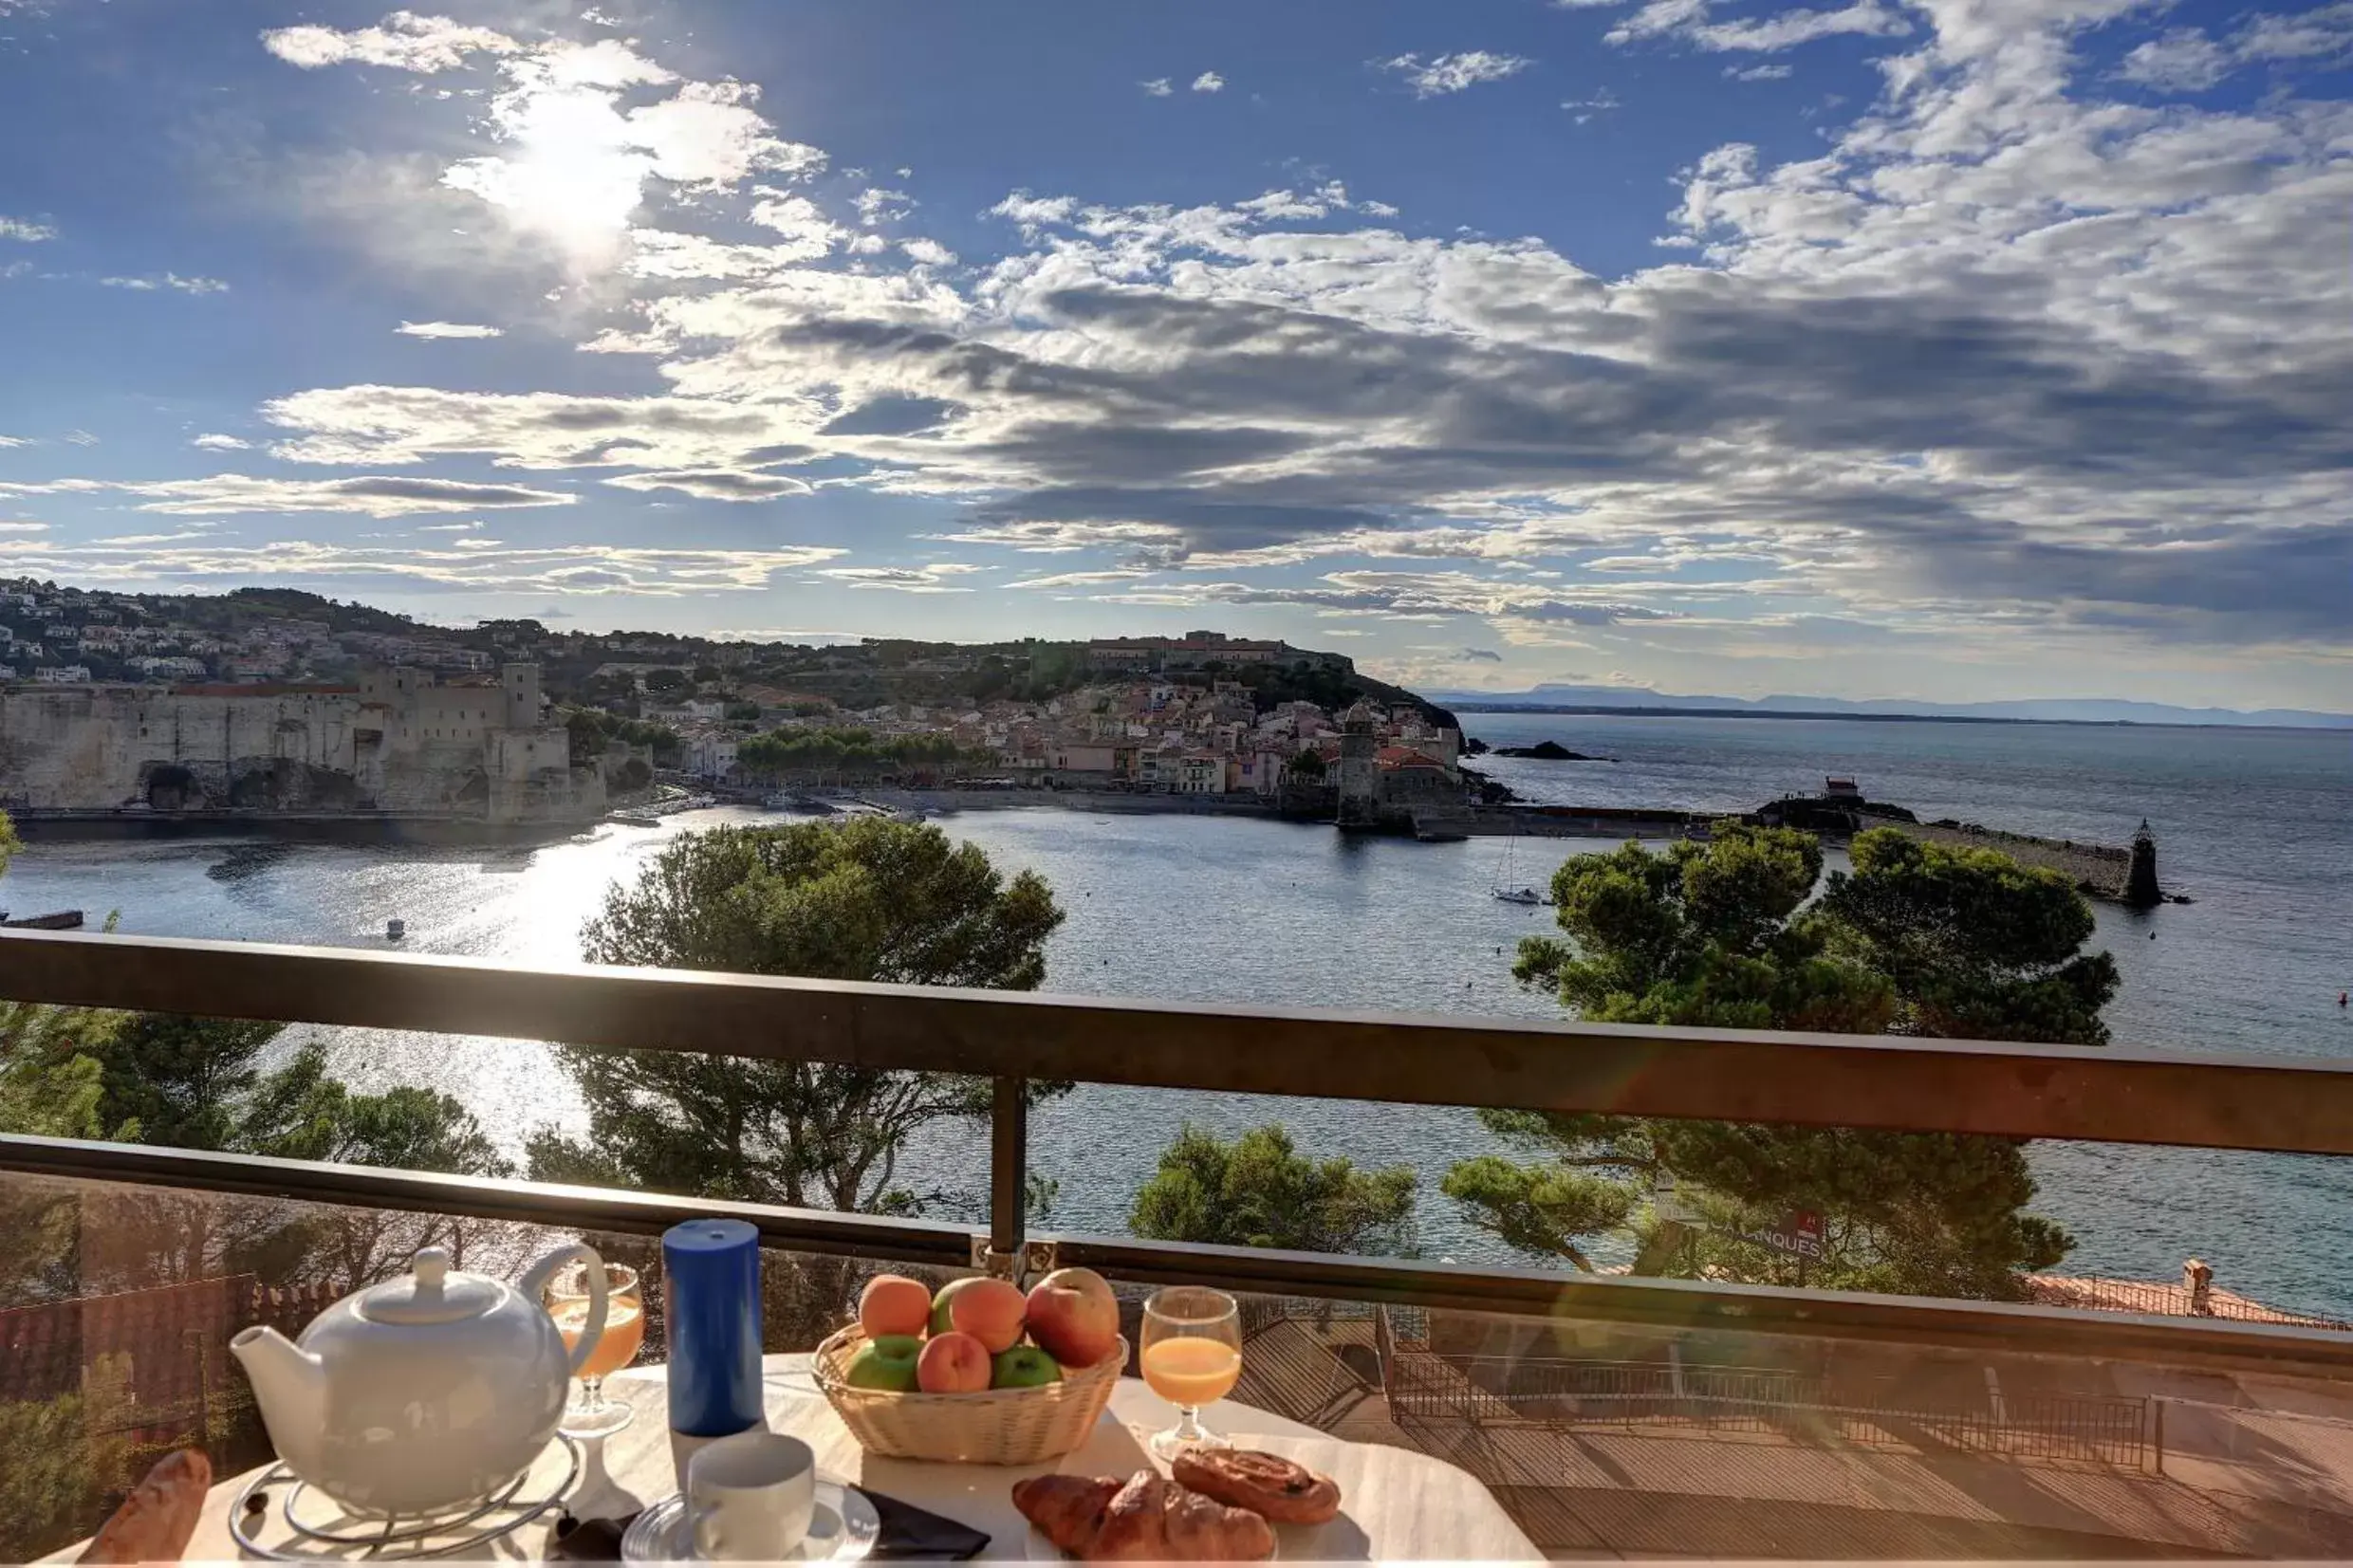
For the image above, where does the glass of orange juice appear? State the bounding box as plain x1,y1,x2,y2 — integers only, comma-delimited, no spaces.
545,1261,644,1439
1139,1286,1242,1459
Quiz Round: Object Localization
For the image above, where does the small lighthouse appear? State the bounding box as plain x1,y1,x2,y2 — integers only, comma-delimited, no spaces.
2123,820,2163,907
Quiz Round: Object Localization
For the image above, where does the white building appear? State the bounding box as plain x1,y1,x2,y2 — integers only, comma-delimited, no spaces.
686,731,740,780
32,665,92,683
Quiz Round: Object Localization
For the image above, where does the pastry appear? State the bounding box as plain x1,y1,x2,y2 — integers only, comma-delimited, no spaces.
81,1448,212,1564
1013,1470,1275,1561
1173,1448,1343,1525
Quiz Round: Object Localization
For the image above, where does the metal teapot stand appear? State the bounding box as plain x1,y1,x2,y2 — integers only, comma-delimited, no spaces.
228,1437,582,1560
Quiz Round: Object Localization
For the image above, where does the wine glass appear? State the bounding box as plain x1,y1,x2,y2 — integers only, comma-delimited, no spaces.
1139,1286,1242,1460
545,1261,644,1439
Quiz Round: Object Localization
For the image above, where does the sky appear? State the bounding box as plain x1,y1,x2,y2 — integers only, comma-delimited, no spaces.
0,0,2347,708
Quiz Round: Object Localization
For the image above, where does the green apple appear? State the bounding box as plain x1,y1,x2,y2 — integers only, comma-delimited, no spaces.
991,1344,1061,1391
845,1334,923,1392
928,1276,982,1337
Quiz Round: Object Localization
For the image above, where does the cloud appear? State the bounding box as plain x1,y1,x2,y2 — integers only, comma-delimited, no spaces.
100,274,230,294
1191,71,1225,93
0,474,578,517
1725,63,1794,80
1140,78,1174,97
272,16,823,266
1382,51,1533,97
0,539,843,594
261,11,523,72
601,468,812,500
812,563,983,593
0,436,31,449
1005,567,1157,589
1458,647,1505,661
1608,0,1909,51
2118,30,2231,90
854,188,913,227
190,434,252,451
1563,90,1621,121
0,217,55,242
398,321,504,339
899,237,957,267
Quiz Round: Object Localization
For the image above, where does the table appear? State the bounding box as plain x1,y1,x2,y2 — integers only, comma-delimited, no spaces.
116,1356,1542,1561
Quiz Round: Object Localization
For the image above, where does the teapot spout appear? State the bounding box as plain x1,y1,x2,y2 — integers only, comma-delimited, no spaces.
232,1326,327,1473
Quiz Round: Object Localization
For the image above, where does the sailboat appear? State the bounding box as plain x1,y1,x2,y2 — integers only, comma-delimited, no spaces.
1491,829,1546,905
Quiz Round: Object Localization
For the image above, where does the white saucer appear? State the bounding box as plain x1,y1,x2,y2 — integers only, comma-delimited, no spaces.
621,1477,880,1561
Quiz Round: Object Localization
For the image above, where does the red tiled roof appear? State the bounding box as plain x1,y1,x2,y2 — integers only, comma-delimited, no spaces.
1377,746,1444,769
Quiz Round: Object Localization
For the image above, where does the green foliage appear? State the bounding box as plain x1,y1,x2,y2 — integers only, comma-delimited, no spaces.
1448,824,2109,1298
1284,749,1326,781
735,727,990,782
529,819,1065,1211
1131,1123,1417,1255
1817,828,2120,1044
90,1014,508,1175
563,705,682,766
0,1355,136,1564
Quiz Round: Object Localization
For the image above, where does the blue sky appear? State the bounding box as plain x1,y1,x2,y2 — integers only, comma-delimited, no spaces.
0,0,2346,707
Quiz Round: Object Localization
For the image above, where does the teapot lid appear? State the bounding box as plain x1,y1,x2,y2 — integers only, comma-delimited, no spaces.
356,1247,506,1326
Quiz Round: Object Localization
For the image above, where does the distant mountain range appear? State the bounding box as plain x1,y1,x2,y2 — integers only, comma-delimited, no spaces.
1421,683,2353,729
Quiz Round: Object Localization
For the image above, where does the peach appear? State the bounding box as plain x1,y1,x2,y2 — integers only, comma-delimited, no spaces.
859,1274,934,1340
1024,1267,1120,1369
916,1330,991,1393
947,1277,1028,1355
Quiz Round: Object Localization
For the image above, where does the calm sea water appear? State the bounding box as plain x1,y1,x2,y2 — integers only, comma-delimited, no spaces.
4,713,2347,1312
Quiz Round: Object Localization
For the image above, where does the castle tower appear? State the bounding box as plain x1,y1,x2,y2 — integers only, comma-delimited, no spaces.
501,662,542,730
1336,699,1379,828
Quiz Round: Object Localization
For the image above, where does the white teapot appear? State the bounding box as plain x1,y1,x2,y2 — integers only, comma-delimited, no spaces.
232,1244,608,1517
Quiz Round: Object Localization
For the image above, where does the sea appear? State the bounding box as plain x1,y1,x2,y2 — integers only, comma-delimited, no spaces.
4,712,2348,1313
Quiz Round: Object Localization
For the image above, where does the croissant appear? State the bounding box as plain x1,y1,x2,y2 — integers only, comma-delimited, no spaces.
1014,1470,1276,1561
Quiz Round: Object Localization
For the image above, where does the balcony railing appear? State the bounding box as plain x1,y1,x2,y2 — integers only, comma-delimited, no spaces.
5,926,2353,1378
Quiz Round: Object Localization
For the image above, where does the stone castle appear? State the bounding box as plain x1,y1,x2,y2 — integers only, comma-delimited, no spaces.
0,663,607,823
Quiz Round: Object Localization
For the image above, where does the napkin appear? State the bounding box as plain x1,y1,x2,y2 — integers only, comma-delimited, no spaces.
548,1488,990,1561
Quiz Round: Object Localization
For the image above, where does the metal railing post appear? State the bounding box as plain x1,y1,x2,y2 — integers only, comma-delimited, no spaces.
987,1075,1028,1278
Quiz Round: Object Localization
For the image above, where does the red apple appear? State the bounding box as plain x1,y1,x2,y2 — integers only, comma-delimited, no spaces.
1024,1267,1120,1369
859,1274,934,1341
917,1330,992,1393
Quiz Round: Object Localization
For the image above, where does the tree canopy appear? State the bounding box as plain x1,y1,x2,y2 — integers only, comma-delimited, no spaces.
1444,825,2110,1298
528,818,1065,1212
1130,1122,1417,1255
733,726,990,783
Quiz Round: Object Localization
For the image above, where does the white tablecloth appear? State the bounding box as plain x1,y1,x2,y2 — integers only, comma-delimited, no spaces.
130,1355,1542,1562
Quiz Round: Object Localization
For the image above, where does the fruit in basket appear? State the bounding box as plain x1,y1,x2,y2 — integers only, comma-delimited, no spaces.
1025,1266,1120,1369
946,1276,1028,1353
991,1344,1061,1390
844,1334,923,1392
859,1274,935,1340
928,1276,982,1336
917,1330,992,1393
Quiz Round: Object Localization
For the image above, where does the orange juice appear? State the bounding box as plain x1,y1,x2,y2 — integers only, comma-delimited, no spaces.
554,1296,645,1380
1141,1337,1241,1408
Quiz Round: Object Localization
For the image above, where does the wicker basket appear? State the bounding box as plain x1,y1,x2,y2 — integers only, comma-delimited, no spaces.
812,1324,1126,1465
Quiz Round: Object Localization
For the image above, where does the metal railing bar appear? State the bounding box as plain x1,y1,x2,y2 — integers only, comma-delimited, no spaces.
0,1134,975,1264
1046,1229,2353,1379
7,930,2353,1154
11,1133,2353,1380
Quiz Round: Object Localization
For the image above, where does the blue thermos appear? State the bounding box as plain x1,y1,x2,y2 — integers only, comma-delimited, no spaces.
661,1217,764,1437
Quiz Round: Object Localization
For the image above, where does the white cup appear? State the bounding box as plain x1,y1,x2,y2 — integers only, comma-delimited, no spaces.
687,1430,817,1561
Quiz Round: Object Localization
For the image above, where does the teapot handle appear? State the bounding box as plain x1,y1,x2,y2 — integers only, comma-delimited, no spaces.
519,1242,609,1378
